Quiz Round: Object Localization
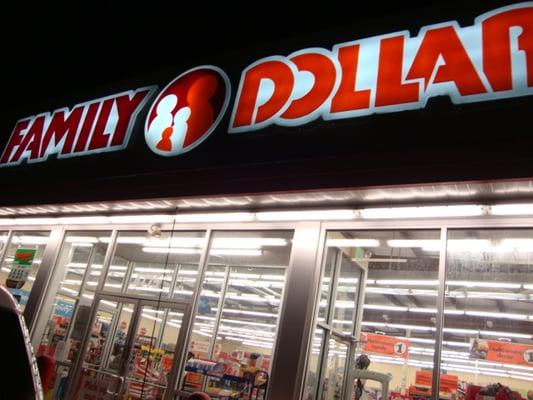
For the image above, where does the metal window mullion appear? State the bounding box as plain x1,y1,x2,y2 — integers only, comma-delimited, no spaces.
120,260,134,294
95,229,119,293
101,303,123,369
0,230,13,266
117,298,144,396
208,264,230,359
158,262,182,351
269,263,288,374
155,309,169,350
78,245,97,297
327,248,342,327
352,264,368,339
174,229,213,392
316,328,332,400
200,264,230,393
64,293,108,399
299,226,327,400
169,262,182,298
316,249,341,400
432,227,448,400
342,264,368,400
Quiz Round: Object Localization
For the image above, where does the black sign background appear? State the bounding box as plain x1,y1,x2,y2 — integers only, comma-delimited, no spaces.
0,1,531,207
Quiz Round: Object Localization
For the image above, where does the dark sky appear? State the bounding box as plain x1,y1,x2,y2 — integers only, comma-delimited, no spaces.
1,1,475,113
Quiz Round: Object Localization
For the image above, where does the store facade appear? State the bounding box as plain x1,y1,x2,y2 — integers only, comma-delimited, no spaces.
1,2,533,400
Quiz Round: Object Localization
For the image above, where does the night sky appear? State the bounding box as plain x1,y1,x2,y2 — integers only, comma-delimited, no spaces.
2,1,474,114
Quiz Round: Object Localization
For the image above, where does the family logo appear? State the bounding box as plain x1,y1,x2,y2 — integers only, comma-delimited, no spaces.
145,66,230,156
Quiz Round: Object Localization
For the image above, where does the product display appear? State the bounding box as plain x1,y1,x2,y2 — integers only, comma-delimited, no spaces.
183,353,269,400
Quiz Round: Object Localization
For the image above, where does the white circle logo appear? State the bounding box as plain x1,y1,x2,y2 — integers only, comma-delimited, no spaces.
145,66,230,156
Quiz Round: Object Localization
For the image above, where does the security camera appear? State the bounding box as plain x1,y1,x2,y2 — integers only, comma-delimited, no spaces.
148,224,162,238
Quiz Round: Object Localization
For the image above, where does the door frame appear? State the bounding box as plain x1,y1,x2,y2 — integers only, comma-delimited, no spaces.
67,292,192,400
315,247,368,400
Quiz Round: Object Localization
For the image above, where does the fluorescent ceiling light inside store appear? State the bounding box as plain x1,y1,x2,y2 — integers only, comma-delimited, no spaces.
13,218,57,225
491,203,533,215
363,321,531,339
327,239,380,247
375,280,439,286
360,205,485,219
363,304,531,321
58,216,109,224
213,237,288,248
256,209,355,221
368,278,527,289
142,247,262,256
65,236,99,243
105,236,285,249
109,214,173,224
11,235,49,245
174,212,254,222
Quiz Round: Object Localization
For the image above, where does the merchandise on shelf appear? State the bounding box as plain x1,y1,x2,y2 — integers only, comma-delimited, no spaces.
183,354,269,400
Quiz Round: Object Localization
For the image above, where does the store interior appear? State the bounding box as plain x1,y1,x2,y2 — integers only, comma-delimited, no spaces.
308,229,533,400
32,230,292,399
0,194,532,400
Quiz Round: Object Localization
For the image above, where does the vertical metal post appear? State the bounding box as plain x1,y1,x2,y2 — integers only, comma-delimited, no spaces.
342,264,368,400
268,222,322,400
174,229,213,393
432,228,448,400
207,265,230,359
328,248,342,328
95,230,119,292
317,248,341,400
101,303,122,369
166,303,192,400
121,260,135,294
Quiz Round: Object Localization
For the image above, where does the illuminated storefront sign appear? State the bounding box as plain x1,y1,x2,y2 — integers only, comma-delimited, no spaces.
0,87,155,167
230,3,533,132
1,3,532,165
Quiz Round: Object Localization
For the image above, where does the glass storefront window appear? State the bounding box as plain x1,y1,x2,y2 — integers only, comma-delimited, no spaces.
181,230,293,399
307,230,441,400
324,338,348,400
442,229,533,399
104,231,206,299
304,327,325,400
34,231,111,399
332,254,363,333
0,231,50,311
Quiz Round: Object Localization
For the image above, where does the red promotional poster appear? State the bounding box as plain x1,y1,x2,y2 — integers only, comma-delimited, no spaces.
415,371,458,393
470,338,533,366
361,332,410,359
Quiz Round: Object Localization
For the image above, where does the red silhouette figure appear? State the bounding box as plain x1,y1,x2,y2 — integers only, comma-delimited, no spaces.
157,126,174,151
184,74,218,147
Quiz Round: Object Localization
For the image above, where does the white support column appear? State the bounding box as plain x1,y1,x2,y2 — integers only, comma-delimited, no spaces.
268,222,323,400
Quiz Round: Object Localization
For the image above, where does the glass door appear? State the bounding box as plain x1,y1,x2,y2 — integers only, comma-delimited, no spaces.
70,295,190,400
122,300,187,400
306,238,367,400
